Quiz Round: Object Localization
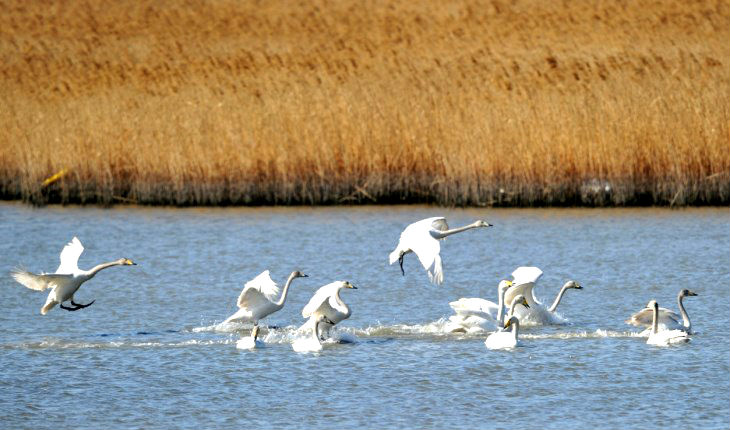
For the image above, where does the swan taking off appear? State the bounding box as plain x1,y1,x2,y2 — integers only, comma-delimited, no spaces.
389,217,492,285
503,266,582,325
224,270,308,326
446,280,513,332
293,316,336,353
485,316,522,350
646,300,690,346
300,281,357,339
11,237,136,315
626,289,697,333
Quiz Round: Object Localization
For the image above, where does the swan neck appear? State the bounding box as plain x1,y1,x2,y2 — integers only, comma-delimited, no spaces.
496,286,506,327
86,261,122,278
651,304,659,334
274,274,296,307
335,287,349,316
511,319,519,342
677,293,691,330
431,223,478,239
311,319,322,342
548,284,569,312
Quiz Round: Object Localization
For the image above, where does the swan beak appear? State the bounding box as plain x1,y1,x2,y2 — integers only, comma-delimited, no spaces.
522,301,530,309
575,284,583,289
504,320,512,328
124,259,137,265
687,291,698,296
301,274,309,278
347,284,358,289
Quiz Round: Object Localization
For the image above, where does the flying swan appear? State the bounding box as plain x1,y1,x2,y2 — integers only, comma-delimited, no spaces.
224,270,308,326
503,266,582,325
11,237,136,315
389,217,492,285
646,300,690,346
626,289,697,334
300,281,357,339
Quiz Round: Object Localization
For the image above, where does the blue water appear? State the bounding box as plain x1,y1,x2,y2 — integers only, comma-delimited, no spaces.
1,203,728,429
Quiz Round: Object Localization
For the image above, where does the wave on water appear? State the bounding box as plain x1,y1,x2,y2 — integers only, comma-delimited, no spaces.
2,337,235,350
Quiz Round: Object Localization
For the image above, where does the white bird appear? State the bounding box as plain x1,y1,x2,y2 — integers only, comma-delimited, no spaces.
300,281,357,339
503,266,582,325
389,217,492,285
236,325,264,350
646,300,690,346
626,289,697,333
224,270,308,326
11,237,136,315
446,280,514,332
292,315,336,353
485,316,522,350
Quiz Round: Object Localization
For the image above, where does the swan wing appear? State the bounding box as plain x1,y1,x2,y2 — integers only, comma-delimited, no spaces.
237,270,280,308
504,282,537,307
302,281,341,318
626,307,682,328
511,266,543,285
449,298,499,320
56,237,84,274
11,270,68,291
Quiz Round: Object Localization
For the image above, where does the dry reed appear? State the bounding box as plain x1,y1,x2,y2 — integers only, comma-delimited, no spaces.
0,0,728,206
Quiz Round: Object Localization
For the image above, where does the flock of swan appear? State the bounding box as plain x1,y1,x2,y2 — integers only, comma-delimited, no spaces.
11,216,697,352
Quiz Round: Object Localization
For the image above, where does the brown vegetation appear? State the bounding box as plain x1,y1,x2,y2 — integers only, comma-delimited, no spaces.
0,0,728,206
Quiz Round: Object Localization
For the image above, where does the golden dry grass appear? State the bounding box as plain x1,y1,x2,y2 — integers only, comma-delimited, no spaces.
0,0,728,206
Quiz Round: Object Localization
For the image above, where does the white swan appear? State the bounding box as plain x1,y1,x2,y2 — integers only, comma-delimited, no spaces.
646,300,690,346
224,270,307,326
446,280,516,332
300,281,357,339
626,289,697,333
485,316,522,350
11,237,136,315
292,316,336,353
389,217,492,285
503,266,582,325
236,325,264,350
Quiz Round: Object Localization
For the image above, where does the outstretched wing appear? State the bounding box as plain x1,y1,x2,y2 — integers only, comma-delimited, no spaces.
626,307,682,328
237,270,280,309
449,298,499,320
302,282,341,317
56,237,84,274
511,266,543,286
11,269,66,291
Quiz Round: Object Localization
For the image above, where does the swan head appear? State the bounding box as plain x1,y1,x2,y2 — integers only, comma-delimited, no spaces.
512,294,530,309
341,281,358,290
473,220,493,228
498,280,513,291
503,316,519,328
118,258,137,266
290,271,308,279
564,280,582,290
647,299,658,310
680,289,698,297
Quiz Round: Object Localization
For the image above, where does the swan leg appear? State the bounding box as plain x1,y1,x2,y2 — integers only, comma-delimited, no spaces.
59,303,83,311
70,299,96,309
398,254,405,276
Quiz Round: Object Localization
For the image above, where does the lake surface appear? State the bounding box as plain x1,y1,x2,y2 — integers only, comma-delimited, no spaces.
1,203,728,429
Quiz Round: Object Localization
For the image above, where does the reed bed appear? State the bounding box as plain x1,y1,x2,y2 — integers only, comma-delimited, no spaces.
1,0,728,206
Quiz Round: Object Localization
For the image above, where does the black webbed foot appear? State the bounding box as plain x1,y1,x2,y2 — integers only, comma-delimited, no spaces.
71,299,96,309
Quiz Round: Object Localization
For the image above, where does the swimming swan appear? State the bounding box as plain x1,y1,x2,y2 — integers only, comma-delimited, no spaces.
503,266,582,325
447,281,520,332
300,281,357,339
485,316,522,350
646,300,690,346
389,217,492,285
236,325,264,350
224,270,307,326
11,237,136,314
293,316,336,353
626,289,697,333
